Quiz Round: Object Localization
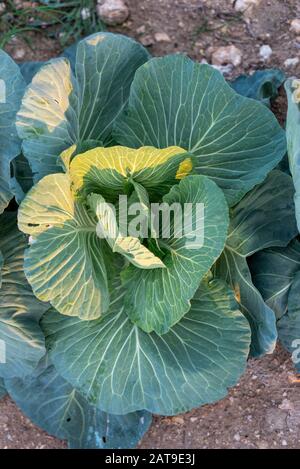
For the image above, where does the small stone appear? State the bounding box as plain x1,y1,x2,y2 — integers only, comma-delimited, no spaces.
234,0,260,13
140,35,154,47
290,19,300,34
154,32,171,43
12,48,26,60
96,0,129,26
211,45,242,67
190,417,198,423
136,25,146,34
233,433,241,441
259,44,272,61
284,57,299,68
211,63,234,75
172,416,184,425
0,2,6,14
281,440,288,446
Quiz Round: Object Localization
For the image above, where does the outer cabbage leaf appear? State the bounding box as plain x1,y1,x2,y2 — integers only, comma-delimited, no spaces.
285,78,300,232
18,173,111,320
0,50,26,213
121,174,229,334
214,170,298,357
6,356,152,449
42,275,251,416
114,55,286,207
0,213,46,379
249,239,300,320
16,33,149,181
277,271,300,372
230,69,285,106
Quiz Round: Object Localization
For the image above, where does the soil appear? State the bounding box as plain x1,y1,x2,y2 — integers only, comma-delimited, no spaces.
1,0,300,450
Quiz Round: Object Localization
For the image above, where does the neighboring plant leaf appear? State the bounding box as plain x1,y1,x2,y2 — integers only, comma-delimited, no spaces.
230,69,285,106
0,213,46,379
285,78,300,232
42,275,250,416
277,271,300,372
6,356,152,449
69,145,191,202
10,154,34,203
16,33,149,181
114,55,286,207
18,173,111,320
19,62,44,84
214,170,298,357
0,378,6,399
0,50,26,214
122,174,229,334
249,239,300,320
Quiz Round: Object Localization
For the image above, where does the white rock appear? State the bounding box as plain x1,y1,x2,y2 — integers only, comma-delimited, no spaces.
281,440,288,446
284,57,299,68
13,48,26,60
154,32,171,43
290,19,300,34
96,0,129,26
234,0,260,13
259,44,272,61
211,63,234,75
0,2,6,14
234,433,241,441
211,45,242,67
81,7,90,20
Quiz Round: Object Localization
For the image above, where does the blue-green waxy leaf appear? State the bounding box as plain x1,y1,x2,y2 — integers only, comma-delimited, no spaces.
249,239,300,320
42,275,250,416
6,356,152,449
214,170,298,357
114,55,286,207
285,78,300,232
16,33,149,181
18,173,112,320
0,213,47,379
0,50,26,213
19,62,44,84
277,271,300,372
230,69,285,106
122,174,229,334
0,378,6,399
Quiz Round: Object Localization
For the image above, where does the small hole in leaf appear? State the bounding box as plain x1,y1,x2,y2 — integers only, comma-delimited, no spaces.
102,436,106,443
66,417,71,422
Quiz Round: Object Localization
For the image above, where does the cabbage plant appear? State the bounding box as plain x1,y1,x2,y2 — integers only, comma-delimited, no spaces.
0,33,298,448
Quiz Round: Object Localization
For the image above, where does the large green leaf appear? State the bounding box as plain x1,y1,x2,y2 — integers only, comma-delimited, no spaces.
0,213,46,379
42,275,250,416
214,170,298,357
16,33,149,181
0,377,6,399
6,356,152,449
0,50,26,213
18,173,112,320
249,239,300,320
114,55,286,206
285,78,300,232
122,174,229,334
277,271,300,372
230,69,285,106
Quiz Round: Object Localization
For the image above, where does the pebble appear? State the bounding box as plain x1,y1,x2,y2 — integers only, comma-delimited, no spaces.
211,45,242,67
136,25,146,34
233,433,241,441
234,0,260,13
284,57,299,68
211,64,234,75
12,48,26,60
290,19,300,34
0,2,5,14
154,32,171,43
257,440,269,449
96,0,129,26
281,439,288,446
171,416,184,425
259,45,272,61
190,417,198,423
